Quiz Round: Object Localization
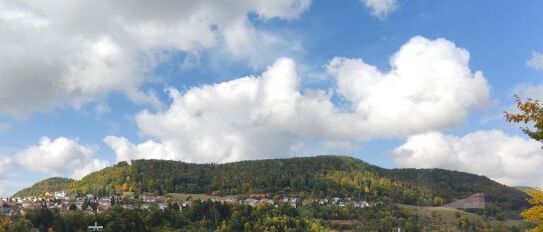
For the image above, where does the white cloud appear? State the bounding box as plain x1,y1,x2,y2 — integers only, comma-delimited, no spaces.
527,51,543,72
0,0,310,115
255,0,311,20
222,17,303,68
326,36,490,138
393,130,543,187
15,137,108,179
0,156,11,179
362,0,398,18
514,83,543,101
105,36,490,163
104,136,181,162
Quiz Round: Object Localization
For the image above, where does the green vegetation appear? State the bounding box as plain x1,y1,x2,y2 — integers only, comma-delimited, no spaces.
506,96,543,231
64,156,527,219
7,156,536,230
13,177,73,198
0,199,424,232
385,168,528,219
15,156,530,224
1,200,527,232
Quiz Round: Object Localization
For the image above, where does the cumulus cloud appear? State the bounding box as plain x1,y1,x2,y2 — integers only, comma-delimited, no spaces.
105,36,490,163
527,51,543,72
15,137,108,179
0,0,310,115
326,36,490,137
362,0,398,18
393,130,543,187
104,136,181,162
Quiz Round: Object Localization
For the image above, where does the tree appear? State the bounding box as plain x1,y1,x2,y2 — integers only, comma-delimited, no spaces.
521,190,543,232
505,96,543,143
433,197,444,206
506,96,543,231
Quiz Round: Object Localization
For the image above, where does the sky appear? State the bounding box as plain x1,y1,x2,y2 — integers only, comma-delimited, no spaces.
0,0,542,196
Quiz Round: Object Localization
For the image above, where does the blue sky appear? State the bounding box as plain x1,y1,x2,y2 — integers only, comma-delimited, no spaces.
0,0,542,195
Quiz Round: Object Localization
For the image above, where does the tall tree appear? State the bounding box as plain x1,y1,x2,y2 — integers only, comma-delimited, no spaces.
505,96,543,231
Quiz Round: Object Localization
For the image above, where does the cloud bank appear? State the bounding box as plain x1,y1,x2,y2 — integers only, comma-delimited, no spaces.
105,36,490,163
0,0,310,115
394,130,543,187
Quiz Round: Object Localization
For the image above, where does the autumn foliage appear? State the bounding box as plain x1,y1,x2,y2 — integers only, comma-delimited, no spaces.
521,190,543,232
505,96,543,231
505,96,543,143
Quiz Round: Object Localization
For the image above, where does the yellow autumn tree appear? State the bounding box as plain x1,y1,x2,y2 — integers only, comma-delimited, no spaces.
521,190,543,232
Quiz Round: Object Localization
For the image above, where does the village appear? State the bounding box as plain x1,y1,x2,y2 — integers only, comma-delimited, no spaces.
0,192,379,216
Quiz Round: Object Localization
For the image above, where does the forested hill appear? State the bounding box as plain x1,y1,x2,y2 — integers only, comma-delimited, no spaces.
13,177,73,198
384,168,528,219
18,156,529,218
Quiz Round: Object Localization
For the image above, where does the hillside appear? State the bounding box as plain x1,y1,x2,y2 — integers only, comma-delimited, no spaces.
384,168,528,219
398,204,530,231
18,156,529,219
13,177,74,197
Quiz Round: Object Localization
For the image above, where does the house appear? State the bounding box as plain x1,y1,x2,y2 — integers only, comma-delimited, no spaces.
353,201,369,208
316,198,328,205
243,198,259,206
141,195,156,203
260,199,274,205
1,203,11,215
158,203,168,210
97,204,110,213
54,192,66,198
98,197,111,206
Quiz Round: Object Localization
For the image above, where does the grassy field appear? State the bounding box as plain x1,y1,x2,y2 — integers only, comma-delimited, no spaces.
398,204,530,231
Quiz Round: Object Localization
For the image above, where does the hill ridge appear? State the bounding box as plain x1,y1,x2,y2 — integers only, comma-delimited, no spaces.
15,155,528,219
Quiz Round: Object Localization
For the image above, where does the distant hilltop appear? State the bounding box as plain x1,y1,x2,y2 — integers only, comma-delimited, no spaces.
14,155,530,219
12,177,73,198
